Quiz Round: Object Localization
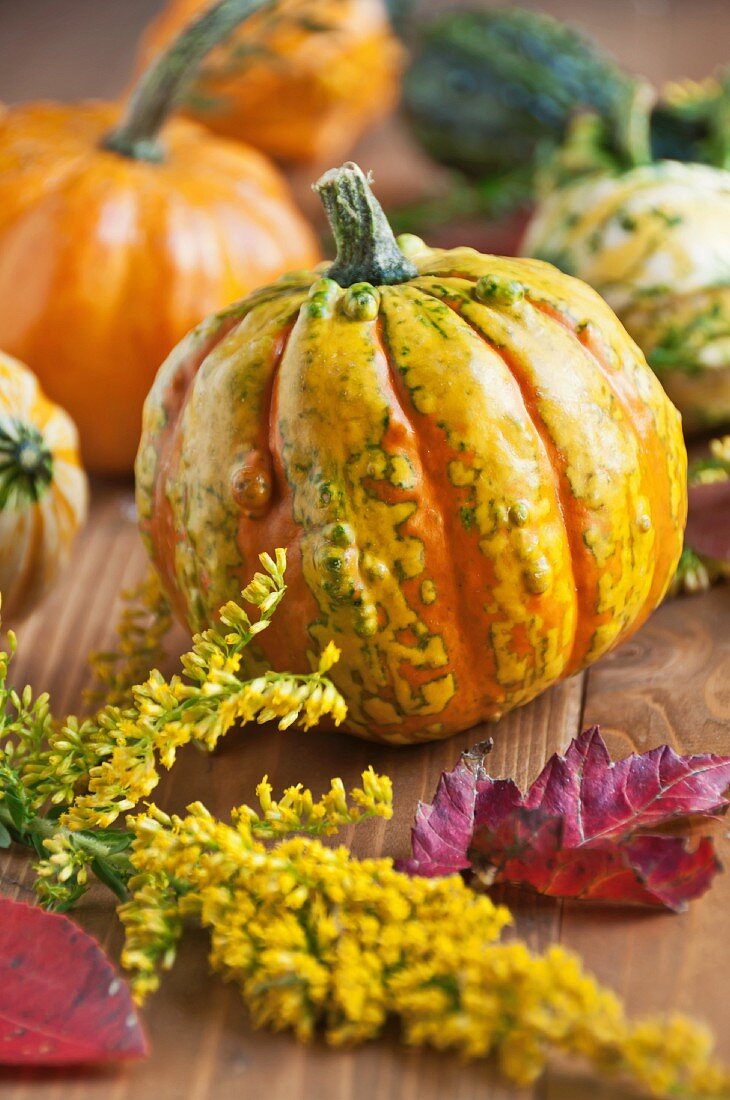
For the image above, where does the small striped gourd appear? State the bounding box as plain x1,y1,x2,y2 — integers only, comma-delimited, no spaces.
0,352,87,621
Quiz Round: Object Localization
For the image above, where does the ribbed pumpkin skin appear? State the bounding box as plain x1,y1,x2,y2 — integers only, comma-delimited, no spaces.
137,242,686,744
522,161,730,434
135,0,403,164
0,103,319,474
0,352,87,621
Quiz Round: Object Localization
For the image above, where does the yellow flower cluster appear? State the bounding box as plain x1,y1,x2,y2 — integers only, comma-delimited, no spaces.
0,550,349,908
27,550,347,833
0,631,53,781
2,548,729,1096
119,800,728,1099
241,765,393,839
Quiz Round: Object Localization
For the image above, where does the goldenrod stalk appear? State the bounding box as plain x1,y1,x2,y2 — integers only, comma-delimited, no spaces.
0,550,349,907
118,800,728,1099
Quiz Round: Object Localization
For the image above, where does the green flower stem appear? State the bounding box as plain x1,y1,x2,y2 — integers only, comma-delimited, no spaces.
103,0,273,162
0,550,348,908
0,802,132,889
616,80,654,168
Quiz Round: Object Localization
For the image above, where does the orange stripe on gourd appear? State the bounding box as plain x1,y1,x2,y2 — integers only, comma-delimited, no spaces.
411,249,685,656
420,279,651,671
138,303,251,621
534,300,686,618
169,291,310,627
462,254,687,611
379,285,577,719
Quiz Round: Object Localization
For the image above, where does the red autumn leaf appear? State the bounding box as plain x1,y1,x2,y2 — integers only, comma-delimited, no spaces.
686,479,730,562
399,740,492,876
399,727,730,911
0,896,148,1065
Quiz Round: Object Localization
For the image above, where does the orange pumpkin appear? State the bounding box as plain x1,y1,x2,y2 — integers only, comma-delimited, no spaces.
0,0,319,474
0,351,87,621
135,0,403,164
137,163,686,744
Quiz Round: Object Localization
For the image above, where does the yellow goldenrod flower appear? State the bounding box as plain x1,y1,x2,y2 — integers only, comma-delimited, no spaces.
21,551,347,833
234,768,392,840
117,799,728,1100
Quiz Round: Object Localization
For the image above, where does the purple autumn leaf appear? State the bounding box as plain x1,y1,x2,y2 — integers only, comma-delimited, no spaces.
401,727,730,910
397,739,494,876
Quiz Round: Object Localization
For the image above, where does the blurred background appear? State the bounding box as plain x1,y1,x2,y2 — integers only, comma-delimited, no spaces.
1,0,730,99
2,0,729,220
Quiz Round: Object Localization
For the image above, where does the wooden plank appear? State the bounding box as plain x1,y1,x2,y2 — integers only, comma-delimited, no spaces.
1,483,587,1099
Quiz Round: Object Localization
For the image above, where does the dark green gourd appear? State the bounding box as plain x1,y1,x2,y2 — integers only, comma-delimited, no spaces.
403,8,633,186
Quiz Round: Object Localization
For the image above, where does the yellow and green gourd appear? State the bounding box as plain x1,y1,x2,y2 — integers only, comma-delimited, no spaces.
137,163,686,744
522,102,730,434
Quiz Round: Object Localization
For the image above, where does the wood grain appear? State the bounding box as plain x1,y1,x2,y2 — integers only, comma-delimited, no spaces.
562,588,730,1058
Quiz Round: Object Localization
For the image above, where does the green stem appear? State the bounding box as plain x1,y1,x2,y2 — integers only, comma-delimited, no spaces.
707,68,730,169
103,0,273,162
0,418,53,510
614,80,654,169
314,163,419,288
0,804,131,874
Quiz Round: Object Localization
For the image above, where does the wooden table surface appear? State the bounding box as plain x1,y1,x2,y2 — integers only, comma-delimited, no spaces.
0,484,728,1100
1,2,729,1097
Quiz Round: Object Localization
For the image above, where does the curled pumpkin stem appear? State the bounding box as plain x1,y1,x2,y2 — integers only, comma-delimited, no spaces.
104,0,275,161
314,162,418,288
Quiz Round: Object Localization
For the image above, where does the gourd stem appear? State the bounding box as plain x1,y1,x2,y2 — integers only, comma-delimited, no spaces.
314,163,419,287
103,0,271,163
708,71,730,170
0,419,53,510
615,80,654,169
